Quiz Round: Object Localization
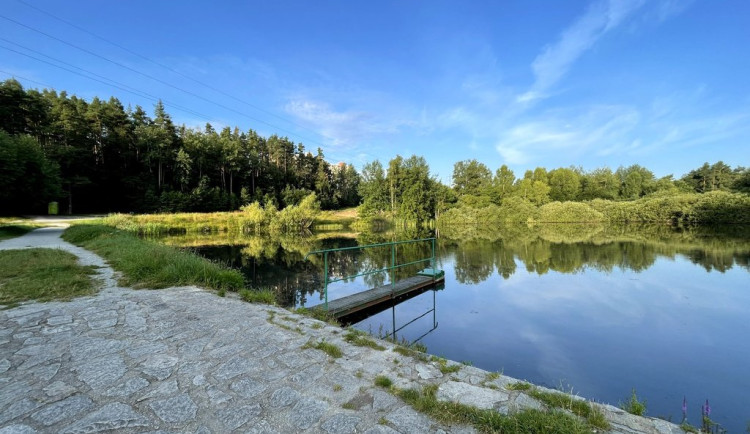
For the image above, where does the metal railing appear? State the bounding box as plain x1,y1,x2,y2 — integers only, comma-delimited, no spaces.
304,238,436,311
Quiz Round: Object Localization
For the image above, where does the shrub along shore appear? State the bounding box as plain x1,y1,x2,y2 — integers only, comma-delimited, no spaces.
438,191,750,225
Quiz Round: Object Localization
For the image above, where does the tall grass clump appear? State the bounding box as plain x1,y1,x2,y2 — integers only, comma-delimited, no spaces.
239,288,276,304
620,389,647,416
63,224,244,291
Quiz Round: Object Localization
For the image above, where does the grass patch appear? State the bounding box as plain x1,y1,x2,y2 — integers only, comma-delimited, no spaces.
527,389,611,430
391,341,429,362
62,224,244,291
239,288,276,304
395,384,592,433
294,306,339,325
506,382,532,391
303,340,343,359
344,329,386,350
432,356,461,374
680,422,699,433
374,376,393,388
314,208,358,228
620,389,646,416
0,224,35,241
0,249,97,306
485,372,501,382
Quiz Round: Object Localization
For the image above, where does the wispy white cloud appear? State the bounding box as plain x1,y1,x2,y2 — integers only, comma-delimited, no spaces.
517,0,646,104
285,99,411,150
494,105,639,165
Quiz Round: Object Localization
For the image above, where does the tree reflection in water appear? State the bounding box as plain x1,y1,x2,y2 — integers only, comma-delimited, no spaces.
156,223,750,307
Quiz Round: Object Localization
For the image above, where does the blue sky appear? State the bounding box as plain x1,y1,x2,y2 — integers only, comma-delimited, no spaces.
2,0,748,182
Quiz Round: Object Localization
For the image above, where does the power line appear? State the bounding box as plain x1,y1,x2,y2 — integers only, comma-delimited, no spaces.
0,13,329,147
0,69,55,89
14,0,325,140
0,44,218,124
2,38,174,105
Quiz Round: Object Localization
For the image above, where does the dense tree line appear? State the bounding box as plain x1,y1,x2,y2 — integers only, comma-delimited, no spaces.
449,160,749,207
0,79,360,215
358,156,749,223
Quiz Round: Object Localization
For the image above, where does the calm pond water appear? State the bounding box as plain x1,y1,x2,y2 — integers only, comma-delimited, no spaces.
161,224,750,430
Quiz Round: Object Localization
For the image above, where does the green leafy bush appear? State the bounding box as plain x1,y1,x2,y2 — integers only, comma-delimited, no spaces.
538,201,604,222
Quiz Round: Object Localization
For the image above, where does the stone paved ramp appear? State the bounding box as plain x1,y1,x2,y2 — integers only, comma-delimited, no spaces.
0,228,684,433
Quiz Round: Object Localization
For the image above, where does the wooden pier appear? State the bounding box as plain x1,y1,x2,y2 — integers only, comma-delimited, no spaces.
324,273,444,318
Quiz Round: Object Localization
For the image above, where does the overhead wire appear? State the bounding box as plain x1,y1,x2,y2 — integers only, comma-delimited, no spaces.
0,44,219,124
14,0,325,140
0,13,329,147
0,69,55,89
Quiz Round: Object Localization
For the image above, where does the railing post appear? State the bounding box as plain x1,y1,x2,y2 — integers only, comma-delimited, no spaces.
324,251,329,311
431,238,436,271
391,243,396,296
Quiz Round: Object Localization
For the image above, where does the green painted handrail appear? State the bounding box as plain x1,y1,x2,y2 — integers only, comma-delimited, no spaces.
305,238,437,311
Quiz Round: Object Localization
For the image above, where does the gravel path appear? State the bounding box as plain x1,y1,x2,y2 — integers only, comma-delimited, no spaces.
0,228,683,433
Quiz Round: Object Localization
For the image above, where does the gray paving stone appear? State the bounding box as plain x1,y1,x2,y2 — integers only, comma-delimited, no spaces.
126,342,168,360
415,363,442,380
137,379,178,401
75,355,126,389
141,354,178,380
205,385,233,406
60,402,149,433
229,377,267,398
363,424,401,434
0,398,44,425
0,425,37,434
244,420,283,434
385,406,436,433
213,356,255,381
22,337,45,346
192,374,206,386
105,377,149,397
148,394,197,424
217,403,262,430
270,386,302,408
31,395,94,426
47,315,73,326
28,361,60,382
290,397,328,430
437,381,509,410
43,381,77,398
0,380,32,410
510,393,545,413
321,413,361,434
70,337,125,361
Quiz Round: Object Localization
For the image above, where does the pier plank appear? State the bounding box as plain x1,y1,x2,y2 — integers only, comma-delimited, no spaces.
324,275,444,318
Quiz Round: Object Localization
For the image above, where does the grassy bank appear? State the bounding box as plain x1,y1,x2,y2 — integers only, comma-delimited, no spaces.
0,224,35,241
0,248,97,307
62,224,244,291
